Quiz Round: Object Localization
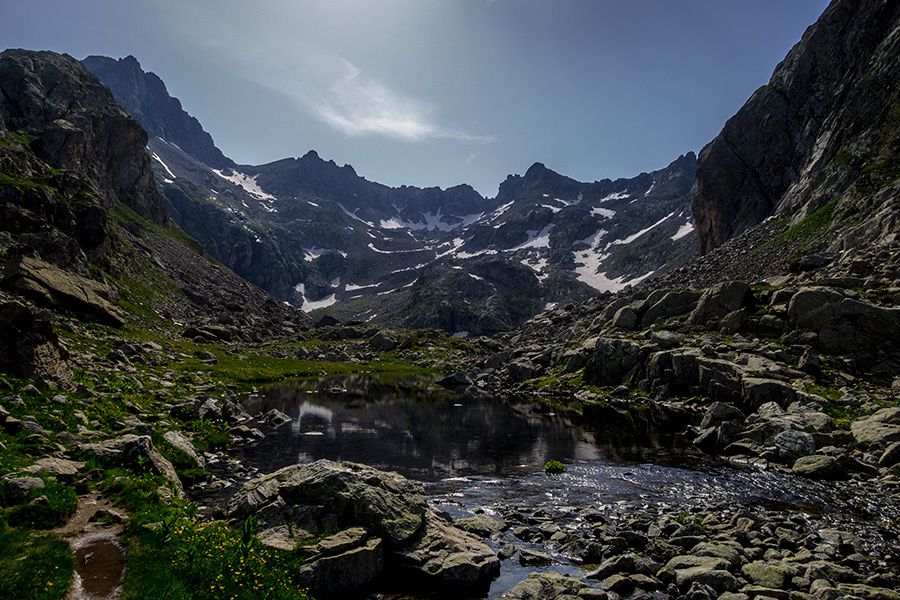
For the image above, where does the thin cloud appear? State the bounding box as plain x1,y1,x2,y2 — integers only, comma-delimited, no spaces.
305,57,493,143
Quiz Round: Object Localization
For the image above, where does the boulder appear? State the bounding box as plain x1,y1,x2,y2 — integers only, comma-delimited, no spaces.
851,409,900,449
584,338,646,386
163,430,205,468
792,455,844,480
0,299,71,384
742,378,796,411
296,528,384,599
391,508,500,592
23,457,84,477
78,434,183,495
228,460,426,546
700,402,746,429
641,290,701,327
369,330,397,351
2,256,125,326
502,572,594,600
878,442,900,468
687,282,751,327
741,560,798,588
773,430,816,463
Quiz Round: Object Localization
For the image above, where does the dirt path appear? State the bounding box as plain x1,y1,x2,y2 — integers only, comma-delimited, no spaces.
53,493,127,600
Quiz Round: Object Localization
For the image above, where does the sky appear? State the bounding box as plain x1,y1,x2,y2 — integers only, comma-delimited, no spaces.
1,0,829,197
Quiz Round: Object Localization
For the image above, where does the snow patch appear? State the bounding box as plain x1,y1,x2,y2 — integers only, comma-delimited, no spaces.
211,169,277,202
151,152,176,179
609,212,674,246
671,221,695,241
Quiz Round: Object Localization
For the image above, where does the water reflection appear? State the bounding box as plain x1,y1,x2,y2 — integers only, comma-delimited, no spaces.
239,375,613,481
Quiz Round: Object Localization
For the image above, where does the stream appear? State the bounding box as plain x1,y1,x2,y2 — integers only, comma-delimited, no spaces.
226,374,899,598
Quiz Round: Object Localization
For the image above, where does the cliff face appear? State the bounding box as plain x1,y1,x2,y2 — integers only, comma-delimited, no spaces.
693,0,900,254
0,50,166,224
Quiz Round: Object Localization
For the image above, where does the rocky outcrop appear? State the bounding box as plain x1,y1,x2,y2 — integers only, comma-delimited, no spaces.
0,49,166,223
228,460,499,594
3,256,125,325
693,0,900,254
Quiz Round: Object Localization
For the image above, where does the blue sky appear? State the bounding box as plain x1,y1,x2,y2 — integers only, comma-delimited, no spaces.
2,0,829,196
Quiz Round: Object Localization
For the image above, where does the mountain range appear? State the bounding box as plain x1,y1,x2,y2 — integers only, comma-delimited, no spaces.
83,55,698,334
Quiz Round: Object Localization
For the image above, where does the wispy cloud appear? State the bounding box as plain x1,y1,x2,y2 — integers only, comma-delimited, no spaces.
304,57,492,143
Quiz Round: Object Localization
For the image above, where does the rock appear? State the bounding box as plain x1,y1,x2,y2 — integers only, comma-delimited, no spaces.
851,409,900,449
228,460,426,545
641,290,701,327
508,358,538,382
2,476,44,504
687,282,751,326
163,430,205,468
502,572,596,600
0,299,71,384
194,350,217,363
455,513,505,538
790,252,837,273
78,434,183,495
741,560,797,588
369,330,397,351
296,529,384,599
719,308,747,334
742,378,796,411
262,408,291,428
834,584,900,600
392,508,500,592
23,457,84,477
773,430,816,464
663,555,737,593
588,552,657,580
611,305,640,330
518,547,554,566
792,454,844,480
878,442,900,468
700,402,746,429
584,338,646,385
2,256,125,326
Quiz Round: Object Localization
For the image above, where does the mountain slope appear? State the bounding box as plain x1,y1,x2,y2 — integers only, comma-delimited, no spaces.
693,0,900,256
0,49,307,358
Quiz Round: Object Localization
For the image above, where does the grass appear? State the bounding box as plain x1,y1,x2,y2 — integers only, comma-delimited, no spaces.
3,478,78,530
774,198,838,246
0,521,73,600
95,466,311,600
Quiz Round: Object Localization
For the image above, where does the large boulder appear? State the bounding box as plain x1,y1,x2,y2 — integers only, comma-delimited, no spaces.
0,298,70,384
851,408,900,449
229,460,426,546
788,288,900,358
687,282,751,327
391,508,500,592
584,338,647,386
2,256,125,326
502,572,594,600
641,290,701,327
772,430,816,464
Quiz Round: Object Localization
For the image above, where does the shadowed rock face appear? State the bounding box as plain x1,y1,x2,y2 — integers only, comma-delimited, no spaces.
0,50,166,224
692,0,900,254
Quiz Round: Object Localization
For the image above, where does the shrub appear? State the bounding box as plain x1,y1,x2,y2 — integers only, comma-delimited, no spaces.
543,460,567,475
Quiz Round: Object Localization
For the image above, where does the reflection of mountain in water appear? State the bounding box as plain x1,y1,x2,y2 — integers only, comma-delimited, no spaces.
236,375,690,481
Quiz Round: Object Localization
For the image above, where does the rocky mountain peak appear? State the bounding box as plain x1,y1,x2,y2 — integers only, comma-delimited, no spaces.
83,54,235,170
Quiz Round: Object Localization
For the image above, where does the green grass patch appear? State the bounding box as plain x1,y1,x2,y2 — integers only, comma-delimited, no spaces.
0,522,73,600
774,198,838,246
543,460,567,475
